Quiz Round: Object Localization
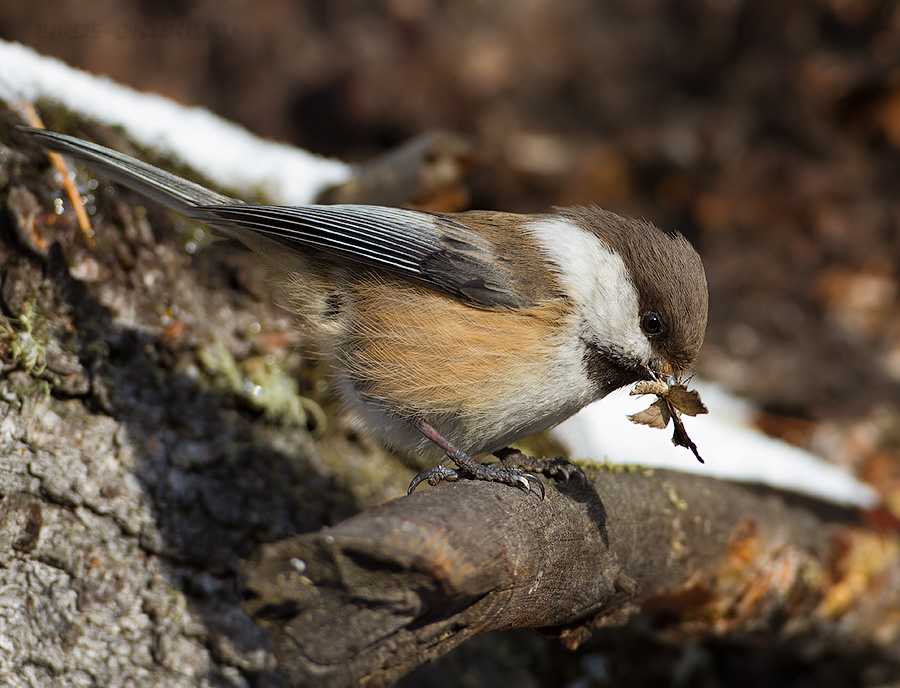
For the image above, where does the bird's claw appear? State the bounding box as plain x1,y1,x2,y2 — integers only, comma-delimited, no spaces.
407,463,544,499
495,449,584,483
517,473,545,499
407,465,460,495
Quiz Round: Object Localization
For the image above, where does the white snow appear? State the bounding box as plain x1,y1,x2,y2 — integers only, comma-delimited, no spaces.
0,40,350,204
551,380,879,507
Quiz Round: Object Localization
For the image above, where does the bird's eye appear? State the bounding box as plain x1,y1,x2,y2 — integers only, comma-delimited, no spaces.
640,311,662,335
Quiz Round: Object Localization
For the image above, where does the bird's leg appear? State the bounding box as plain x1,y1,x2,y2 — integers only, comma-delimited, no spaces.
407,417,544,497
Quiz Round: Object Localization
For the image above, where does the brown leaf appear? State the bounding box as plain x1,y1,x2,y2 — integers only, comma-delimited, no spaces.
671,413,704,463
627,381,706,463
628,398,671,429
665,385,708,417
631,380,669,397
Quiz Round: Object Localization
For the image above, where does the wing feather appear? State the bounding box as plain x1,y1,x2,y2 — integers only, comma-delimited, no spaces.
202,204,532,308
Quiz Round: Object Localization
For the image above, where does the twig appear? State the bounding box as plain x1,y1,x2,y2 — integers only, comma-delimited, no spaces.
18,103,97,249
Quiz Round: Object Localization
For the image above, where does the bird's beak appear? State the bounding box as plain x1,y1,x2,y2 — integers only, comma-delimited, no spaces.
652,360,673,379
649,361,683,386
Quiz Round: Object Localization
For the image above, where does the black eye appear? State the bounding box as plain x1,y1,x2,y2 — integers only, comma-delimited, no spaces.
640,311,662,335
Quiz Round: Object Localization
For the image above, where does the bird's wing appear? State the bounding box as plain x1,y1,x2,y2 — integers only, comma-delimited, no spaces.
200,204,536,309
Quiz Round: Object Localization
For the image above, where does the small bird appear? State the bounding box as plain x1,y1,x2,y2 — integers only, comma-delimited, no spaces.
20,126,708,495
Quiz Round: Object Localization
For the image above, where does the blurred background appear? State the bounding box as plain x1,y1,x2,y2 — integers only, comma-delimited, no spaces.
2,0,899,684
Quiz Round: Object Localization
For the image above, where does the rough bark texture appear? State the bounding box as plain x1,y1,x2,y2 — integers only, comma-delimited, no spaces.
239,470,900,687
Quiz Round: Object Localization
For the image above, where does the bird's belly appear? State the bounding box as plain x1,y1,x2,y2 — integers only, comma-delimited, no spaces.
334,276,596,459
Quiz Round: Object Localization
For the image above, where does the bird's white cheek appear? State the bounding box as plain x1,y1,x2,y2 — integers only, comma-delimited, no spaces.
527,217,652,364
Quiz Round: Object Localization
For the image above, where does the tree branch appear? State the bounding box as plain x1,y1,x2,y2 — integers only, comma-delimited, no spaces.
239,468,900,687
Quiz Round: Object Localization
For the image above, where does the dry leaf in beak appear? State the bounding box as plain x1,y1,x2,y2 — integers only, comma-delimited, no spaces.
665,385,708,417
628,382,708,463
627,398,671,429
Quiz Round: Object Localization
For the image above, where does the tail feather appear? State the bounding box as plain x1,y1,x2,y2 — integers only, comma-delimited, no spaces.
18,126,238,216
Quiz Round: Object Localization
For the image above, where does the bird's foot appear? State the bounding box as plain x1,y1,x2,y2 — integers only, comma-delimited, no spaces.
407,461,544,497
407,418,544,497
494,447,585,481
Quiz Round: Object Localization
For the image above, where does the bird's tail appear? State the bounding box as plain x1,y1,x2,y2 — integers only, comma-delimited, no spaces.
18,126,239,216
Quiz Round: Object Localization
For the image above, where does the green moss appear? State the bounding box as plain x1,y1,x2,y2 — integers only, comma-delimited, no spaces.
198,338,326,429
242,354,326,429
580,459,648,475
663,482,689,512
0,300,50,376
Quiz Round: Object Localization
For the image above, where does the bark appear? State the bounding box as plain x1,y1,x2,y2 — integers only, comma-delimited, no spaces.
240,471,900,688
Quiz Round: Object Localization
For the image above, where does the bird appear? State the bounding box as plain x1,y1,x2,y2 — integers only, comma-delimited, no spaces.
19,126,708,496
